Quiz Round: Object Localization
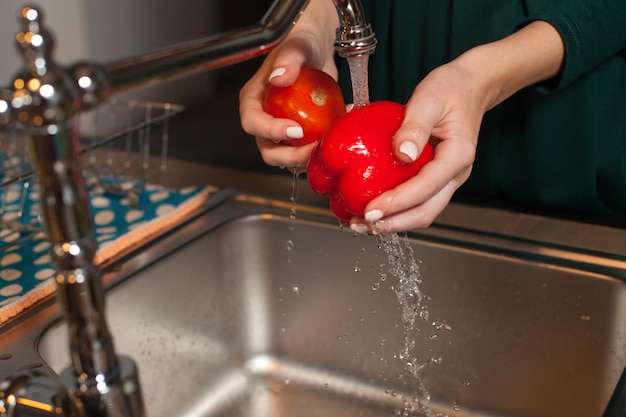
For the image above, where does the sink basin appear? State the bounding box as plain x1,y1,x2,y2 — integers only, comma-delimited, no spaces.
32,191,626,417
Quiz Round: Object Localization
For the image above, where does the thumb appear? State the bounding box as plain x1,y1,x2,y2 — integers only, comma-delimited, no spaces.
267,36,319,87
393,100,443,163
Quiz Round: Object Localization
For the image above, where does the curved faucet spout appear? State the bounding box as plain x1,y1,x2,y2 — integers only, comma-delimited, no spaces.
332,0,377,57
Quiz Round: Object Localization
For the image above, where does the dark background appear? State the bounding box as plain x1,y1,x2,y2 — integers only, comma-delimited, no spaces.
165,0,279,174
131,1,625,228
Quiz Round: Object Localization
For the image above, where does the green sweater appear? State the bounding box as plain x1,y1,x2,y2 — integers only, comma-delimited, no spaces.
338,0,626,224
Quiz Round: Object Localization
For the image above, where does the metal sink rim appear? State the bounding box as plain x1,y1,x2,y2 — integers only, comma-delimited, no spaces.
1,189,625,417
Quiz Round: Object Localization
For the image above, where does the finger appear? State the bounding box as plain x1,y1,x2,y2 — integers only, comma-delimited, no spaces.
270,57,305,87
270,35,327,86
372,178,464,233
349,221,370,235
240,38,324,143
256,137,316,168
365,137,475,220
393,95,445,163
240,96,304,143
239,63,304,142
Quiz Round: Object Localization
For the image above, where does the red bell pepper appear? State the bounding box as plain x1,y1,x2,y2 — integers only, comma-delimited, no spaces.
306,101,434,224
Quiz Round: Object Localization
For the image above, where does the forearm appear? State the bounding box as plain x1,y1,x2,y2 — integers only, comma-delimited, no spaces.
454,20,565,112
527,0,626,89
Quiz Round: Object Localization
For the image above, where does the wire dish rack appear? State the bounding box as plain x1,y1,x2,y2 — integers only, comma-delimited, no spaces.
0,99,184,253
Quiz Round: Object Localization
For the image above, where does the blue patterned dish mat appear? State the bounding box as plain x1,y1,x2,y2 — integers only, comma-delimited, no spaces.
0,174,214,324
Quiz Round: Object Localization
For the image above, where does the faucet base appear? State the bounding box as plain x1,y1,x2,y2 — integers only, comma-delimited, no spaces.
59,356,145,417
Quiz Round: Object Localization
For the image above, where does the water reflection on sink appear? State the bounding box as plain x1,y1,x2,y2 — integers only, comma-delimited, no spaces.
37,192,626,417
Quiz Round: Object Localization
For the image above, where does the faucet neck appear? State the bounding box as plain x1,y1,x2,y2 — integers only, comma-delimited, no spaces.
332,0,377,57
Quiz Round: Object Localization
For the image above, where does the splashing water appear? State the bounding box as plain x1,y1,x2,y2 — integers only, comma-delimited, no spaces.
344,52,449,416
377,233,448,417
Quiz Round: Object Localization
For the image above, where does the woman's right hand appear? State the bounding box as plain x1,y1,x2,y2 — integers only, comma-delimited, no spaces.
239,0,339,171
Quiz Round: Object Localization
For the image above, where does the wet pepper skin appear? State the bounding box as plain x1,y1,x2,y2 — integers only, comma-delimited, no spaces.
306,101,434,224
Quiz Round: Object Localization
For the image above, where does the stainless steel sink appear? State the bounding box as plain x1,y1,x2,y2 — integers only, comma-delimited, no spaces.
6,190,626,417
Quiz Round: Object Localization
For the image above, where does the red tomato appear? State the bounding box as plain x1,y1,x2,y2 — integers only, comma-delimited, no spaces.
262,67,346,147
306,101,434,223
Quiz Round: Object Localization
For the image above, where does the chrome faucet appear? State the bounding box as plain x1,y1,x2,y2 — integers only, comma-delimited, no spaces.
0,1,375,417
332,0,377,57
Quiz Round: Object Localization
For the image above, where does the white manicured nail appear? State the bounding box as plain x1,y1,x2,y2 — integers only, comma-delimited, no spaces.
285,126,304,139
350,223,369,234
399,141,418,162
269,67,286,81
365,210,383,223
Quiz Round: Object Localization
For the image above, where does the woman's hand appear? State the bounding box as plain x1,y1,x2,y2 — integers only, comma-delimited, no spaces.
239,0,338,172
348,61,484,234
352,20,565,234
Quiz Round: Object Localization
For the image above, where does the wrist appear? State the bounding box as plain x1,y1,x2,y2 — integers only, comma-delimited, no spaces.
290,0,339,64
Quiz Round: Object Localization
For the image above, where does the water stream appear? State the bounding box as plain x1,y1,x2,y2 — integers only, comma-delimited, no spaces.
346,54,371,108
284,53,448,416
376,233,446,417
285,170,300,260
345,54,448,416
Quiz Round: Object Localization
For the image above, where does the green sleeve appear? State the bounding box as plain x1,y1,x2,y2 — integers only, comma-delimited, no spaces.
525,0,626,89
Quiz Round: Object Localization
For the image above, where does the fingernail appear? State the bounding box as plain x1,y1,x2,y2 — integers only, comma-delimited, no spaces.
399,141,418,162
350,223,369,234
286,126,304,139
365,210,383,223
269,67,286,81
346,103,355,112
